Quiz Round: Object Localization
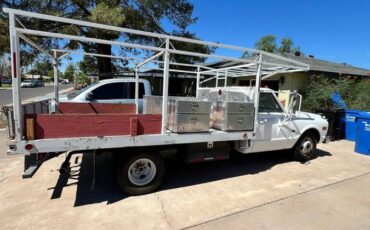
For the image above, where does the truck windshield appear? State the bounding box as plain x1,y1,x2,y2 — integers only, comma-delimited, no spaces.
259,92,283,113
67,83,97,99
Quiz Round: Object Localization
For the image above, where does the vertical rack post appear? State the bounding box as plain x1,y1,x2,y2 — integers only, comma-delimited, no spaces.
161,37,170,134
135,66,139,114
215,70,219,87
9,13,23,141
196,66,200,97
224,69,228,87
53,50,59,103
254,54,263,132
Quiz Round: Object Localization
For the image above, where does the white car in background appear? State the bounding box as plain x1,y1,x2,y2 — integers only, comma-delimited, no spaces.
20,80,35,88
59,78,152,113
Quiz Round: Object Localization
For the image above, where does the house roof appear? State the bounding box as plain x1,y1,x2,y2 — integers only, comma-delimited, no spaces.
206,53,370,77
281,53,370,76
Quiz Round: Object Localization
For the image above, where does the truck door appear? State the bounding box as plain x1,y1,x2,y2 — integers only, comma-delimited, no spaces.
252,92,292,152
124,82,145,113
90,82,126,104
89,82,145,113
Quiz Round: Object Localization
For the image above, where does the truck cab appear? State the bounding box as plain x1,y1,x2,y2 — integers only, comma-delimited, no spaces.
60,78,152,113
233,87,328,161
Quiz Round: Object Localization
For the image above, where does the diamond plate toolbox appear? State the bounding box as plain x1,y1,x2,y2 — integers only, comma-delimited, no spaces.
144,95,163,114
144,96,201,114
212,101,255,131
167,99,211,133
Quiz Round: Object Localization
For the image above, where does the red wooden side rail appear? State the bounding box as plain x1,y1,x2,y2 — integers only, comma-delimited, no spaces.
58,102,136,114
24,114,161,139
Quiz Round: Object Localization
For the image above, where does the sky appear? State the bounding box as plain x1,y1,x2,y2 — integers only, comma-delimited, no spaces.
185,0,370,69
61,0,370,71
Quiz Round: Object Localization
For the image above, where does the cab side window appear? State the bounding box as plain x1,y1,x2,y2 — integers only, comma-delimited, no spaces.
91,83,125,100
127,82,145,99
259,92,283,113
91,82,145,100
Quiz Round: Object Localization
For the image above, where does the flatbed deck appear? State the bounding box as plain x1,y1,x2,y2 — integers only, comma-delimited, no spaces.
10,129,253,155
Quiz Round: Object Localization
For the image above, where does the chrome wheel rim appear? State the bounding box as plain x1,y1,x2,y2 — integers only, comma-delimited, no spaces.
300,138,313,155
128,158,157,186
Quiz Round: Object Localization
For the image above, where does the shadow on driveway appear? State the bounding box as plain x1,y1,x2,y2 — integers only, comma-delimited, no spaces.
49,149,331,207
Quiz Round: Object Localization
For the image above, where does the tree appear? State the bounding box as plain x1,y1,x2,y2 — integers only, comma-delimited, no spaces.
0,15,9,57
279,38,293,53
28,60,53,76
75,72,90,88
255,35,277,53
1,0,212,78
242,35,302,57
0,55,10,86
279,38,301,54
64,63,76,81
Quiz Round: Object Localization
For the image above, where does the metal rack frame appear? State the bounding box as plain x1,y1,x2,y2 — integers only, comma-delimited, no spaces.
3,7,309,154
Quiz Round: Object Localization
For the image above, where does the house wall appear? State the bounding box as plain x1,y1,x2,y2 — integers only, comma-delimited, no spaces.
278,72,311,92
233,72,312,92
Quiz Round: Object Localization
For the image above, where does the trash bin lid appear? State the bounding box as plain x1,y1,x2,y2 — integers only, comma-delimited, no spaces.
358,112,370,120
331,92,347,109
346,109,361,113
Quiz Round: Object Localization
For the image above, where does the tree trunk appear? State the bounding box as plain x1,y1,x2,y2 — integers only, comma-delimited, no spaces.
97,43,112,79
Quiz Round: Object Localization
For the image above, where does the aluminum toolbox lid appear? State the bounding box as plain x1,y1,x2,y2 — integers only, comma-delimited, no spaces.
213,101,255,114
169,99,211,114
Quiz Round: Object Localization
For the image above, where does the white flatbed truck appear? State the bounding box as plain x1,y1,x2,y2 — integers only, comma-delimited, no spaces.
2,8,329,195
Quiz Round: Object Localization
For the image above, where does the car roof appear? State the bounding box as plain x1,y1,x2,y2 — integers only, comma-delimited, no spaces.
260,87,275,93
98,78,149,84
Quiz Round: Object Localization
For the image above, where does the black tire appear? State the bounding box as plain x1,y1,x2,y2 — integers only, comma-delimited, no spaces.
293,132,317,162
116,152,165,195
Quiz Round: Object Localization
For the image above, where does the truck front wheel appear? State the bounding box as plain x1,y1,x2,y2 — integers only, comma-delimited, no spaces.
294,132,317,162
116,152,165,195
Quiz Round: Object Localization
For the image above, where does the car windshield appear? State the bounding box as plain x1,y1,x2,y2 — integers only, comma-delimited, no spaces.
67,82,98,99
23,80,32,83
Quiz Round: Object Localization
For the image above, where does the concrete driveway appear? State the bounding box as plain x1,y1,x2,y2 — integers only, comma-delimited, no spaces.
0,129,369,230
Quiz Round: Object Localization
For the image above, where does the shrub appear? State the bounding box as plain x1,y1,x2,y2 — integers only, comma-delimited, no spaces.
301,75,369,112
75,72,91,88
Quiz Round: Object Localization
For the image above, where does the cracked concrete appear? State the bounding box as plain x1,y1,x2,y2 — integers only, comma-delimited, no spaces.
156,193,174,230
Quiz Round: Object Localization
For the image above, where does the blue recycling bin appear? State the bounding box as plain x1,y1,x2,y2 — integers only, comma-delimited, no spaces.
345,110,362,141
355,112,370,155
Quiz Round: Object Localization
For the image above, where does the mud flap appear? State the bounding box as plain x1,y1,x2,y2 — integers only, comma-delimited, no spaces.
23,153,38,178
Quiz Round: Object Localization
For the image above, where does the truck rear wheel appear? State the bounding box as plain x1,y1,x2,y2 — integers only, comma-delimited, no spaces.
293,132,317,162
116,152,165,195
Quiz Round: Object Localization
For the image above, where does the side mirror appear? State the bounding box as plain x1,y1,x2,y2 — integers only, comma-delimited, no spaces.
86,92,93,101
291,96,297,114
288,91,298,115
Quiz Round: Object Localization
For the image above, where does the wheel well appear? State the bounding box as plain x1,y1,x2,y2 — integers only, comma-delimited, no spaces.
303,128,321,142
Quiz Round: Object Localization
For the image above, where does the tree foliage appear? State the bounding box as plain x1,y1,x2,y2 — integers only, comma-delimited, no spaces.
28,60,53,76
0,55,10,86
301,75,370,112
1,0,212,78
75,71,90,88
279,38,301,54
64,63,76,81
243,35,302,57
255,35,277,53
